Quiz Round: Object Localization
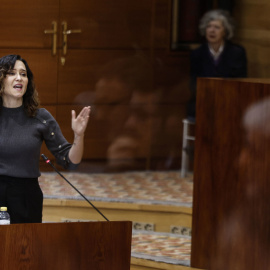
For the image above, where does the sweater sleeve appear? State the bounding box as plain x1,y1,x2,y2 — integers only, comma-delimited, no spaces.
36,108,79,170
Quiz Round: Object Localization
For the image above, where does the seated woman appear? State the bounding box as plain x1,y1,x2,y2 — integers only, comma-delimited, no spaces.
188,9,247,119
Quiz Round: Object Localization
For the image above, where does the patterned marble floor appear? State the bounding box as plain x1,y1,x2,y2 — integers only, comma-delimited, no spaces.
39,170,193,266
132,230,191,266
39,171,193,207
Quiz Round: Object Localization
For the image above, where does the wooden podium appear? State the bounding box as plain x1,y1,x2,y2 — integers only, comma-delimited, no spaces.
0,221,132,270
191,78,270,269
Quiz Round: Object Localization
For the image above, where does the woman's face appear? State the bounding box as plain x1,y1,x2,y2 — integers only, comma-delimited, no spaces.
2,60,28,107
205,19,226,45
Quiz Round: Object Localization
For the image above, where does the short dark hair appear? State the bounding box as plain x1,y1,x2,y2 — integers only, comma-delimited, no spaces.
0,54,39,116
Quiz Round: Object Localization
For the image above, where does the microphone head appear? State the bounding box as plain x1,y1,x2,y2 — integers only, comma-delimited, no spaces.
41,154,48,161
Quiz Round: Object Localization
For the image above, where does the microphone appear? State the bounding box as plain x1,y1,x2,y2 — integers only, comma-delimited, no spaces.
41,154,109,221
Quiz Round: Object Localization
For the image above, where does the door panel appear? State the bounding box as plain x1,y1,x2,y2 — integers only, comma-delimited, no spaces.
0,0,185,171
57,104,128,159
0,1,59,104
60,0,153,49
153,0,171,49
57,103,152,167
57,49,151,104
0,0,59,48
57,0,156,169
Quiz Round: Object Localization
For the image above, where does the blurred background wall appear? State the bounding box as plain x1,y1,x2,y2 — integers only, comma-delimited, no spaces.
0,0,268,172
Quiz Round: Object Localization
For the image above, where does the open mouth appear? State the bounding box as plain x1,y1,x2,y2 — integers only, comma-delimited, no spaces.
14,84,23,90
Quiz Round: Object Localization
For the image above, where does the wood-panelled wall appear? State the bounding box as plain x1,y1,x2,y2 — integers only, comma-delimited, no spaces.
35,0,191,172
0,0,192,172
191,78,270,269
234,0,270,78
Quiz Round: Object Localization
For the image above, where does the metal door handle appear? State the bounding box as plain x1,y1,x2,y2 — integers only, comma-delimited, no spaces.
44,21,57,56
62,21,82,55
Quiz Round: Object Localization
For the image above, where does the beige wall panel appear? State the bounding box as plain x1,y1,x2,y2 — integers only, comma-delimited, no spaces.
242,44,270,77
234,0,270,78
235,5,270,29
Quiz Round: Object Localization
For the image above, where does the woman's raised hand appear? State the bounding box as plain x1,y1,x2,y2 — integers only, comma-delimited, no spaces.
71,106,91,136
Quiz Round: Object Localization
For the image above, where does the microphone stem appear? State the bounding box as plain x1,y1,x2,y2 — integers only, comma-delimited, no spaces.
44,158,109,222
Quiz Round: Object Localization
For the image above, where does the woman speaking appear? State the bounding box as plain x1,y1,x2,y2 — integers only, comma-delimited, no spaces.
0,54,90,224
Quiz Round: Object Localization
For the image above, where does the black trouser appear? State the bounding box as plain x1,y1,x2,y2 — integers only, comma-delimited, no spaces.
0,175,43,224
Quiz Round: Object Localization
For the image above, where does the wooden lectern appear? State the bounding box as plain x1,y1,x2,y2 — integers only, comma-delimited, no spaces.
0,221,132,270
191,78,270,269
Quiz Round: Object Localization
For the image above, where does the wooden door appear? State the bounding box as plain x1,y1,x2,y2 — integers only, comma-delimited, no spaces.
0,0,189,172
0,0,59,105
0,0,60,161
57,0,158,170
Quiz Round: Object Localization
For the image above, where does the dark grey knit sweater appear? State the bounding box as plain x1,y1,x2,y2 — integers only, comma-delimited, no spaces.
0,106,78,178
